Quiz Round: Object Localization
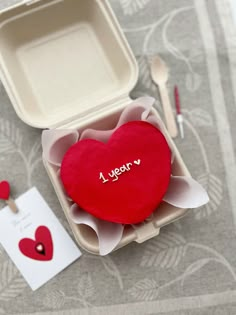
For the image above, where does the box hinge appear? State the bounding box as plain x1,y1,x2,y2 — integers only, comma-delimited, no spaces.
133,222,160,244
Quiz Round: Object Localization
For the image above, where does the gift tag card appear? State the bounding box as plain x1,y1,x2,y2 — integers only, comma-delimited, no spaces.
0,187,81,290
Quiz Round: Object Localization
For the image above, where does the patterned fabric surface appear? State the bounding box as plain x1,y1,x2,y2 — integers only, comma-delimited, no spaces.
0,0,236,314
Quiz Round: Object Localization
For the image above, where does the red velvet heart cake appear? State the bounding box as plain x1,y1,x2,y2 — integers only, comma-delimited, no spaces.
60,121,171,224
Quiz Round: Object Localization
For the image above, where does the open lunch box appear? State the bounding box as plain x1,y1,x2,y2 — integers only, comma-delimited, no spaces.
0,0,191,255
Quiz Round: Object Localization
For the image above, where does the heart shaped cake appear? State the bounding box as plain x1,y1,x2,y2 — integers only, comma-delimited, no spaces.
60,121,171,224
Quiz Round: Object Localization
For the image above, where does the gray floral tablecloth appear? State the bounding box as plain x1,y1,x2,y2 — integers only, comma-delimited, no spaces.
1,0,236,314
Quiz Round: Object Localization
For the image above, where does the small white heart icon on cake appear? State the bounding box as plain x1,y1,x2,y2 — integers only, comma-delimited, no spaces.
134,159,141,165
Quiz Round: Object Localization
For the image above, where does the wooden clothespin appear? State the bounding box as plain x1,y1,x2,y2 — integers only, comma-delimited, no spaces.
0,181,19,214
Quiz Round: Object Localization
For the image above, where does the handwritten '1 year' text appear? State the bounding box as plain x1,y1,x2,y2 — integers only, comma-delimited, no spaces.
99,159,141,183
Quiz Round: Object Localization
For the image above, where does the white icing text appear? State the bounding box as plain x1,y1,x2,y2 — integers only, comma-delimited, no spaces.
99,159,141,183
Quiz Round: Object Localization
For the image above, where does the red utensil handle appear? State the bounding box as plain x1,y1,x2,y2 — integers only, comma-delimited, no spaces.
174,86,181,115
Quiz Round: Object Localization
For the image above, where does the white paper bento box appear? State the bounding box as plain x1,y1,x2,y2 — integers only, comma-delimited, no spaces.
0,0,190,254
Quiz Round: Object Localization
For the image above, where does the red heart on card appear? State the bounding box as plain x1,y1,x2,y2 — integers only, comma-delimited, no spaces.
0,181,10,200
19,226,53,261
61,121,171,224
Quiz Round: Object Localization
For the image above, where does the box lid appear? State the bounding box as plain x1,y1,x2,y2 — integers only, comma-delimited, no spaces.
0,0,138,128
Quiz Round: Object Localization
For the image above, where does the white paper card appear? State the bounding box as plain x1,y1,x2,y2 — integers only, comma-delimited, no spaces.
0,187,81,291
